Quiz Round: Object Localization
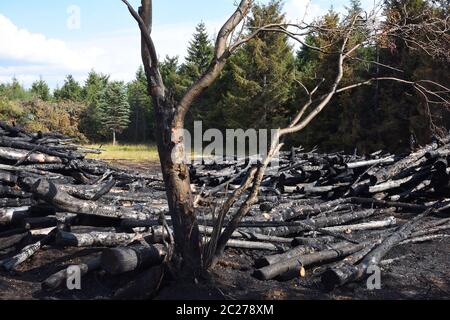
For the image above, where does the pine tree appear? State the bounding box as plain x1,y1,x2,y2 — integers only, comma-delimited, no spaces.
123,67,154,143
30,77,50,101
179,23,214,131
160,56,191,102
100,81,131,145
5,77,28,100
182,22,214,81
54,75,82,101
79,70,109,141
220,0,295,130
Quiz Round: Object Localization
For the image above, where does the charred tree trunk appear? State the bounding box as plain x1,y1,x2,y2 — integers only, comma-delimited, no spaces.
137,1,202,278
123,0,253,278
153,98,202,277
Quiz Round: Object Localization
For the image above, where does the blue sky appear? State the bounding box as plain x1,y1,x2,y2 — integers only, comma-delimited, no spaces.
0,0,376,89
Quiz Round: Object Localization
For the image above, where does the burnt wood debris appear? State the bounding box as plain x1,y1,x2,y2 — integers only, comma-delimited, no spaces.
0,121,449,296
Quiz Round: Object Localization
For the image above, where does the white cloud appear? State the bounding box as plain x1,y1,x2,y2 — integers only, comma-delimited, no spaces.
0,14,102,73
0,13,223,89
0,1,381,89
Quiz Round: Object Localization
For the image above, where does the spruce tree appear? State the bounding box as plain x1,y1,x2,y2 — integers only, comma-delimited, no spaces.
123,66,154,143
79,70,109,141
180,23,215,131
30,77,50,101
54,75,82,101
161,56,191,102
183,22,214,81
219,0,295,130
100,81,131,145
5,77,28,100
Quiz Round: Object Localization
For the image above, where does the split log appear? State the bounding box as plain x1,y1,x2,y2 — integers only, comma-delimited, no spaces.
322,217,397,233
0,136,81,160
55,230,139,247
31,227,57,236
0,147,62,164
41,256,101,291
346,157,395,169
204,238,285,251
22,178,153,220
254,241,368,280
100,244,166,275
1,228,57,271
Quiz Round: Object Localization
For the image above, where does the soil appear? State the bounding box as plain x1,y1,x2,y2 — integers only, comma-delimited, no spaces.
1,161,449,300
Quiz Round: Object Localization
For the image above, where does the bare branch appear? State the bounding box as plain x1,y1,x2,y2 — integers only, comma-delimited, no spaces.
121,0,157,67
174,0,254,128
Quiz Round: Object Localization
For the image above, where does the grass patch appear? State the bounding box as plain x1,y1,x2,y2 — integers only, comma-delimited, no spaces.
85,144,159,162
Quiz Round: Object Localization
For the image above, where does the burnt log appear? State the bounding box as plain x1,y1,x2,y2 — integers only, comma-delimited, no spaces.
257,245,317,267
346,157,395,169
281,199,351,221
0,198,33,207
254,241,368,280
22,178,154,220
0,228,57,271
0,207,30,226
55,230,138,247
349,197,427,211
321,209,431,289
113,265,164,300
21,216,58,230
0,231,30,251
323,217,397,233
0,170,18,184
0,136,81,160
100,244,166,275
270,209,391,237
41,256,101,291
0,147,63,164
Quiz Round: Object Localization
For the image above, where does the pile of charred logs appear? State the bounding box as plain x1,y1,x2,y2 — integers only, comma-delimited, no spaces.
0,121,449,297
190,136,450,288
0,122,169,296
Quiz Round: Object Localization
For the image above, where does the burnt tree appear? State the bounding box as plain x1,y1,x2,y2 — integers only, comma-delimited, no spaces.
122,0,259,278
